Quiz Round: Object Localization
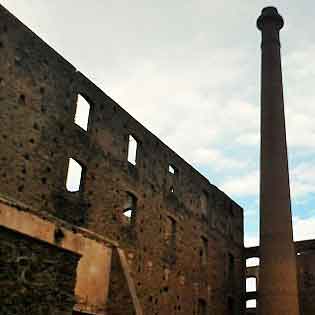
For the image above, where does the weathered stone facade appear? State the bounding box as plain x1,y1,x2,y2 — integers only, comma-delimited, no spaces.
298,250,315,315
245,240,315,315
2,3,315,315
0,4,244,314
0,225,80,315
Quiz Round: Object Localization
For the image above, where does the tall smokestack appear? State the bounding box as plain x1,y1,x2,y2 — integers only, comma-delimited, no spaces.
257,7,300,315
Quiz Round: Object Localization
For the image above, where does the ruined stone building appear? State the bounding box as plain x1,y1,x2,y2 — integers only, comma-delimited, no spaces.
0,4,314,315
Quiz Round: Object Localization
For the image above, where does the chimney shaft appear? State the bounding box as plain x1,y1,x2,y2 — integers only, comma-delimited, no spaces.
257,7,300,315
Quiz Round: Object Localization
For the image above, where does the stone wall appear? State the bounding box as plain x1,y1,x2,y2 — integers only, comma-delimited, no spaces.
0,197,113,314
0,4,245,314
107,249,136,315
245,242,315,315
0,225,80,315
297,251,315,315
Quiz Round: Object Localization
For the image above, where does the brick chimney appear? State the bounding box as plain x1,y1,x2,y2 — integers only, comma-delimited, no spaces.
257,7,300,315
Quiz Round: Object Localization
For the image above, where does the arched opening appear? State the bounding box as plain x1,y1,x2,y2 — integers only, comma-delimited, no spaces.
246,257,260,267
246,299,256,309
66,158,83,192
123,192,137,224
74,94,90,131
246,277,257,292
127,135,138,165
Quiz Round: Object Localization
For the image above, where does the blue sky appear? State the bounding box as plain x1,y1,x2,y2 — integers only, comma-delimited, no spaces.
3,0,315,246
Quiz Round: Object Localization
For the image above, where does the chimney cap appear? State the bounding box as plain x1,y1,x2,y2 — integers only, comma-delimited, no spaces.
257,6,284,31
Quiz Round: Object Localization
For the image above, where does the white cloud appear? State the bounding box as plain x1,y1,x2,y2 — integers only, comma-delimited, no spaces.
99,51,258,176
188,148,248,170
220,171,259,197
286,108,315,149
284,44,315,80
236,133,259,146
291,162,315,200
244,214,315,247
293,215,315,241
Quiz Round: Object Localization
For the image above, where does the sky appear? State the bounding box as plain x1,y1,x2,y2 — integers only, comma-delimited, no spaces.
2,0,315,247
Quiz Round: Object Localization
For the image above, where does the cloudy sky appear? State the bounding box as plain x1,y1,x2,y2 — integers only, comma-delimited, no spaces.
3,0,315,247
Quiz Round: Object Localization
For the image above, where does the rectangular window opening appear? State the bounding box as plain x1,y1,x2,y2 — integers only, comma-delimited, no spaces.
128,135,138,165
246,257,260,267
246,277,257,292
66,158,84,192
74,94,90,131
246,299,257,309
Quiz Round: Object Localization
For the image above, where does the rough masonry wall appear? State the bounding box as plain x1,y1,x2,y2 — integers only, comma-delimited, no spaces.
0,226,79,315
107,249,136,315
0,4,245,314
298,251,315,315
244,245,315,315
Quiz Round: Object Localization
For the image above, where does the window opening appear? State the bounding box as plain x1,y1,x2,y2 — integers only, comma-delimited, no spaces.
74,94,90,131
128,135,138,165
123,192,137,223
246,299,256,309
246,277,257,292
169,164,177,175
66,158,83,192
246,257,260,267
